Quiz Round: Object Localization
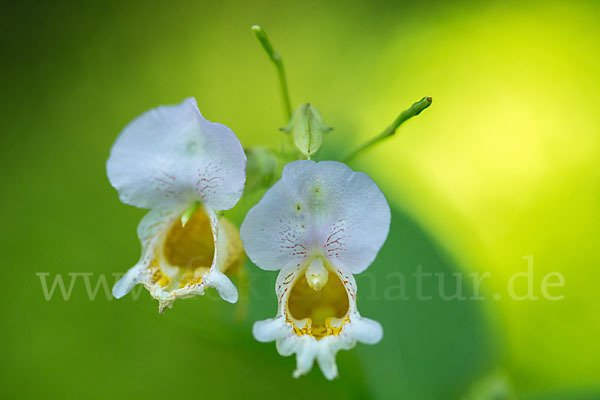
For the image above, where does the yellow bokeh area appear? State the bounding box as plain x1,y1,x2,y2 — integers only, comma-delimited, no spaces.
356,0,600,391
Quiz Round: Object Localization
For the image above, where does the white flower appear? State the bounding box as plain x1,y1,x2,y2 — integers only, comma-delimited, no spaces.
107,98,246,312
240,160,390,379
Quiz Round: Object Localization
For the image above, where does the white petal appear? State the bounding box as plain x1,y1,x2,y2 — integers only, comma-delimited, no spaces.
201,206,240,303
240,160,390,273
112,264,144,299
107,98,246,210
275,334,298,356
240,193,309,271
316,350,338,380
346,314,383,345
204,270,238,303
315,338,340,380
293,336,319,378
316,335,350,380
253,317,291,343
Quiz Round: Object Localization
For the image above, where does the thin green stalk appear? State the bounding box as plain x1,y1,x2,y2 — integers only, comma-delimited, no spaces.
251,25,292,121
344,96,432,162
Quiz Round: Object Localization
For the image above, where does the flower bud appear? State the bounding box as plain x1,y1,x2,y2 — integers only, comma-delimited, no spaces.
282,103,331,159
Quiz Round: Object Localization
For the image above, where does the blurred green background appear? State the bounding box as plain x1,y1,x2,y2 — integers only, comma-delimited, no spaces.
2,0,599,399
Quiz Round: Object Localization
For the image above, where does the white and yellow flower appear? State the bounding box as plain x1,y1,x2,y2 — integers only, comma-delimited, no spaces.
107,98,246,312
240,160,391,379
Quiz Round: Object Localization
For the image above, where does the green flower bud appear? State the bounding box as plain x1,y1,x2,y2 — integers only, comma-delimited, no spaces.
281,103,332,159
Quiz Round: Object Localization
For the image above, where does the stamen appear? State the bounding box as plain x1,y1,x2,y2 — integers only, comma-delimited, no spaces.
305,257,329,291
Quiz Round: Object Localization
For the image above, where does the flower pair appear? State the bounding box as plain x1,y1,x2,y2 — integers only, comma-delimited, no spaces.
108,98,390,379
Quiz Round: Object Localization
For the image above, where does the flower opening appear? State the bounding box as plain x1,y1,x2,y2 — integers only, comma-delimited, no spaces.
288,260,349,340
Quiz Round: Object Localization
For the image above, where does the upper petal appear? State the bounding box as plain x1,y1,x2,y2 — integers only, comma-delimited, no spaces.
107,98,246,210
240,160,390,273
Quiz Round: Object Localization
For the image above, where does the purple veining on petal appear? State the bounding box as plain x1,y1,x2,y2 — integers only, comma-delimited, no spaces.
277,263,302,306
324,218,348,258
278,219,307,257
336,268,356,301
195,163,225,199
152,173,177,196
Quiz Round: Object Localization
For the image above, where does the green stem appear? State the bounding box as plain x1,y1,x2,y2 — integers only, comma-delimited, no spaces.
344,96,432,162
251,25,293,121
